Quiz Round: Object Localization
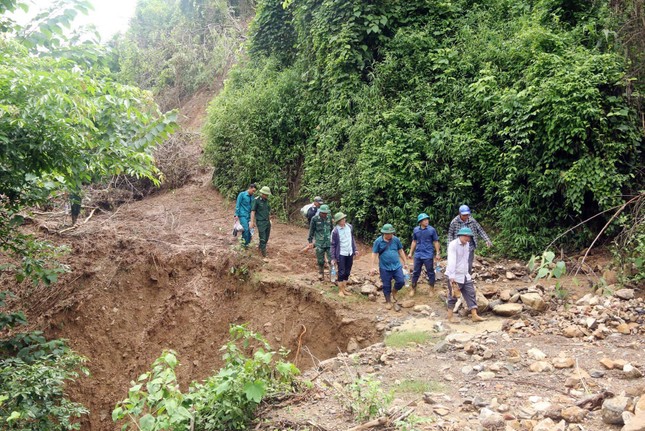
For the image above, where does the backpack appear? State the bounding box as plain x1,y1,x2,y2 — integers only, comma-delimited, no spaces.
300,203,314,217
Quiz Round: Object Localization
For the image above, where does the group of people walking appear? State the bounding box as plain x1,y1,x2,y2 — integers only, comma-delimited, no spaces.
234,185,492,322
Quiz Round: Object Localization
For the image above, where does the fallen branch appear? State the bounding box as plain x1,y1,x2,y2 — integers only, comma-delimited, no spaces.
574,194,641,277
294,324,307,366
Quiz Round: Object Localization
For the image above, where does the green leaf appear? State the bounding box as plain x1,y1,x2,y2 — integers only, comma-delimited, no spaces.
139,414,155,431
7,411,21,423
536,268,550,280
543,252,555,264
243,381,266,403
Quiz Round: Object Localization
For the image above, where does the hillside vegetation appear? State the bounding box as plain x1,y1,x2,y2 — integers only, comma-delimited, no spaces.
204,0,644,257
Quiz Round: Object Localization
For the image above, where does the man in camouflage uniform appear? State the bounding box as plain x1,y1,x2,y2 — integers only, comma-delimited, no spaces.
250,186,272,258
307,204,332,280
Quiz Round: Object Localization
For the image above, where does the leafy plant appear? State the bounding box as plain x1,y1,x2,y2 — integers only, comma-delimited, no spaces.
113,325,300,431
112,351,192,431
191,325,299,431
0,0,177,286
338,376,393,423
529,251,568,298
0,292,89,430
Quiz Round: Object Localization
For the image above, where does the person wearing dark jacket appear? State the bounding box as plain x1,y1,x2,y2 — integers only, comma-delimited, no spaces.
306,196,324,225
330,212,358,297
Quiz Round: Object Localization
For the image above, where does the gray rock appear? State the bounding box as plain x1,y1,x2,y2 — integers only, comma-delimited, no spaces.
505,271,516,280
602,395,629,425
615,289,635,300
360,284,378,294
446,333,474,344
479,407,506,430
624,364,644,379
432,340,450,353
476,290,490,313
590,369,606,378
509,293,521,303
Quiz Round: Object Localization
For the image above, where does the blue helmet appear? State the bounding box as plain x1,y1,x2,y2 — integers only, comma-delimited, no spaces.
459,205,471,215
417,213,430,223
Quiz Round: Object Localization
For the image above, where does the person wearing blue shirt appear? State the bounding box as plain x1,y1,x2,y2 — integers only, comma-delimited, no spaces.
407,213,440,297
234,183,256,246
371,224,409,310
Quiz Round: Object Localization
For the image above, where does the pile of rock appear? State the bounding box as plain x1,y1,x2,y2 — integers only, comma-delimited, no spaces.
501,289,644,339
473,259,530,283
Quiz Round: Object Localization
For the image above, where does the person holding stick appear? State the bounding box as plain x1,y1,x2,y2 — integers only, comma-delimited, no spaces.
445,227,484,323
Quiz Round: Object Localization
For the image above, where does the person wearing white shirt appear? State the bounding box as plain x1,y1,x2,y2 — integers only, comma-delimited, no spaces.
445,227,484,323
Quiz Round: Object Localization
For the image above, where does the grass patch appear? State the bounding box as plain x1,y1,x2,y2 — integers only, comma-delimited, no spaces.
384,331,435,348
394,379,444,394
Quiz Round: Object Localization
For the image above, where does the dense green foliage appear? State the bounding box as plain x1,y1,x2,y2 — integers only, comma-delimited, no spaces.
0,292,89,430
205,0,644,256
113,325,300,431
114,0,253,110
0,0,176,285
1,1,176,428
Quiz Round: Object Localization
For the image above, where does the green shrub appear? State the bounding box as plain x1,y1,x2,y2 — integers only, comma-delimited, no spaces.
205,0,644,257
113,325,300,431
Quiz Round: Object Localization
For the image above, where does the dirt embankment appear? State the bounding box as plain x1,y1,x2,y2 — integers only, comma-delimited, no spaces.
3,177,387,431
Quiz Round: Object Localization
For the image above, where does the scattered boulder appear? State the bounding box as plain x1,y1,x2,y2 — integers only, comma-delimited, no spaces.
446,333,474,344
521,292,547,311
530,361,554,373
600,358,616,369
506,271,517,280
562,325,584,338
479,408,506,430
360,284,378,295
615,289,635,300
400,299,415,308
500,290,511,301
413,304,431,312
476,291,490,313
493,303,523,316
561,406,587,423
602,395,629,425
478,371,496,380
624,364,644,380
623,411,645,431
552,356,575,369
528,348,547,361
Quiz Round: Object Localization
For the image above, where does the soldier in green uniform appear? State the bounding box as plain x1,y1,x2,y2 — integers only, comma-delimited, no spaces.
307,204,332,280
250,186,272,257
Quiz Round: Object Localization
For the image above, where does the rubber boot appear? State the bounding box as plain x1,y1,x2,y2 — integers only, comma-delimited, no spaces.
384,295,393,310
391,289,398,303
338,281,347,297
447,309,459,323
471,309,485,322
318,267,324,281
408,282,417,297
